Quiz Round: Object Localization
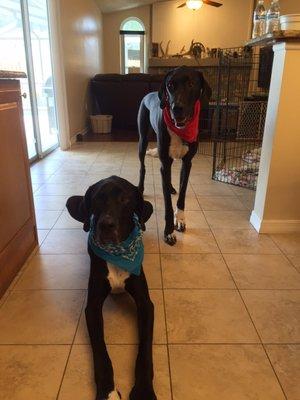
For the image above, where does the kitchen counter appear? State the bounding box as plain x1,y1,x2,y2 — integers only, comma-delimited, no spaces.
0,70,26,79
245,30,300,47
0,75,37,298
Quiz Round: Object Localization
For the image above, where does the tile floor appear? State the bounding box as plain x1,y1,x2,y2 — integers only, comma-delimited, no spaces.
0,142,299,400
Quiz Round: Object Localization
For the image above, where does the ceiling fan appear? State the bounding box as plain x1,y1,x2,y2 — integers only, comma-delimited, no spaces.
161,1,223,10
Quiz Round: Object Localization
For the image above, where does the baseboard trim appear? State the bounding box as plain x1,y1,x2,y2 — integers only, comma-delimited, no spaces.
250,211,262,232
69,127,88,146
250,211,300,233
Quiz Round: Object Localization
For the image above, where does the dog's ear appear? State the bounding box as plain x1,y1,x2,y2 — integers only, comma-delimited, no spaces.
198,71,212,109
66,183,97,232
142,200,154,228
158,70,173,109
134,188,153,231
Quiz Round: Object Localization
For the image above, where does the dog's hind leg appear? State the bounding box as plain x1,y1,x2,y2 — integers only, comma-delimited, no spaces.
85,262,121,400
137,101,150,194
125,271,157,400
175,145,198,232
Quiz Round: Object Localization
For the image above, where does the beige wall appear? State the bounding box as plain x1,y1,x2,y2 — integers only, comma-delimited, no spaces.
264,0,300,14
60,0,104,140
152,0,253,54
102,1,254,72
103,6,150,73
101,0,300,74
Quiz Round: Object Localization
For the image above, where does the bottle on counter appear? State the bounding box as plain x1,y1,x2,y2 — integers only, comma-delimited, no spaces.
266,0,280,34
252,0,266,38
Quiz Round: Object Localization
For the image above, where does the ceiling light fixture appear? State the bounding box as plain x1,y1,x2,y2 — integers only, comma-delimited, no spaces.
186,0,203,10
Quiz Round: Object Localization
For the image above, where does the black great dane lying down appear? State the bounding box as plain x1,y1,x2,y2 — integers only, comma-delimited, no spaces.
66,176,156,400
138,66,212,245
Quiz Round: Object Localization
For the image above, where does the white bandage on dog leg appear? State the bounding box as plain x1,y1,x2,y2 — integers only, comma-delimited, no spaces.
175,207,186,231
108,390,121,400
175,208,185,223
146,147,158,157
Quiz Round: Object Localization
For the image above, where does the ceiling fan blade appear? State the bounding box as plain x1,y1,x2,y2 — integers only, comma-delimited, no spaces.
177,3,187,8
203,0,223,7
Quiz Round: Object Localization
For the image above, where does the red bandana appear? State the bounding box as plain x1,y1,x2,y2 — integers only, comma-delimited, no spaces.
163,100,201,143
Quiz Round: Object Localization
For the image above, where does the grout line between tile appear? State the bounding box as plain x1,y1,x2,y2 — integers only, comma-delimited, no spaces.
0,341,299,346
153,173,174,400
268,235,300,274
55,291,87,400
196,194,289,400
24,146,297,400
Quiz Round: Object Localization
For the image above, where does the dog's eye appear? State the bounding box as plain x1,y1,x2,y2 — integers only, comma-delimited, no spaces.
120,196,130,205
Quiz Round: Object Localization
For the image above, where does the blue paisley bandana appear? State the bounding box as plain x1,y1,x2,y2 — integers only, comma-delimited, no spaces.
88,214,144,276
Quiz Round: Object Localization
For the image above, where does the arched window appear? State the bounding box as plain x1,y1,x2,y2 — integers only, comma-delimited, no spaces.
120,18,145,74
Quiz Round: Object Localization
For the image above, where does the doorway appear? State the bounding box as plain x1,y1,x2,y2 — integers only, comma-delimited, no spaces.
0,0,59,161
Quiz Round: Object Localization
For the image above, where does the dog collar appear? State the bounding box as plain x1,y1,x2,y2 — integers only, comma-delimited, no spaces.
88,214,144,276
163,100,201,143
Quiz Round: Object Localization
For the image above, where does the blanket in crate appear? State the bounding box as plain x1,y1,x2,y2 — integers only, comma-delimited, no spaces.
214,147,261,189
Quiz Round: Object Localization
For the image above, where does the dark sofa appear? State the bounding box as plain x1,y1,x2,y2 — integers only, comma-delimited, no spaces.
90,73,213,140
91,73,164,133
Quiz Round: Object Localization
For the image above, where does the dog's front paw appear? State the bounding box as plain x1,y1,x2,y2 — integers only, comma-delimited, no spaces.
129,385,157,400
108,390,121,400
97,390,121,400
174,208,186,232
175,220,186,232
164,232,177,246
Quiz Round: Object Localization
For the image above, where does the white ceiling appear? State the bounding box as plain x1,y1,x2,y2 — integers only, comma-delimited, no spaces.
96,0,169,13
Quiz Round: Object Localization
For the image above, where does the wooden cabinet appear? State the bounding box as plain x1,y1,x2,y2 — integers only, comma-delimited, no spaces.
0,76,38,298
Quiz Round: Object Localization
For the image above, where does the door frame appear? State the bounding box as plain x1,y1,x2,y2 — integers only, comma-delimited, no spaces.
47,0,70,151
21,0,69,160
21,0,43,161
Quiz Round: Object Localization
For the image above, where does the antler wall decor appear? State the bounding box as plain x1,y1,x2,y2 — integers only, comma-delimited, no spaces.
159,40,171,58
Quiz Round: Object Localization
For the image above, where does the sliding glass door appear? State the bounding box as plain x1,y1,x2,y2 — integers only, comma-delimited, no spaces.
0,0,37,159
27,0,58,153
0,0,58,161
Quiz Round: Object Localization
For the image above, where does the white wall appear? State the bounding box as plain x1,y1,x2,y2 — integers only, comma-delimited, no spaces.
264,0,300,14
103,6,150,73
251,42,300,232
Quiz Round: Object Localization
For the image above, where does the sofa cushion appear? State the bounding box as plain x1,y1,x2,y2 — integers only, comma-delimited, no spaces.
90,73,212,135
91,77,150,129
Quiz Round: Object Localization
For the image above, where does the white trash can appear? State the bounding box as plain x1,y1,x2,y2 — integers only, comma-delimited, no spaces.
90,115,113,134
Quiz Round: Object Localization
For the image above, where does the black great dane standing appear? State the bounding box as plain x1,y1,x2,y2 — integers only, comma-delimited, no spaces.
138,66,212,245
66,176,156,400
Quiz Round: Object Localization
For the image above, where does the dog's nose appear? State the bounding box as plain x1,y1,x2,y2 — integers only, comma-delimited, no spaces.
100,215,115,229
172,105,184,117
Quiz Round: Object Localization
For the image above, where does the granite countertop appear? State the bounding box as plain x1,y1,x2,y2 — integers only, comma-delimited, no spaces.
0,70,27,79
245,30,300,47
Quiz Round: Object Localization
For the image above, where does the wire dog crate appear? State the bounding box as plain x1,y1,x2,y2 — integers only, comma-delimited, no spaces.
210,46,272,190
